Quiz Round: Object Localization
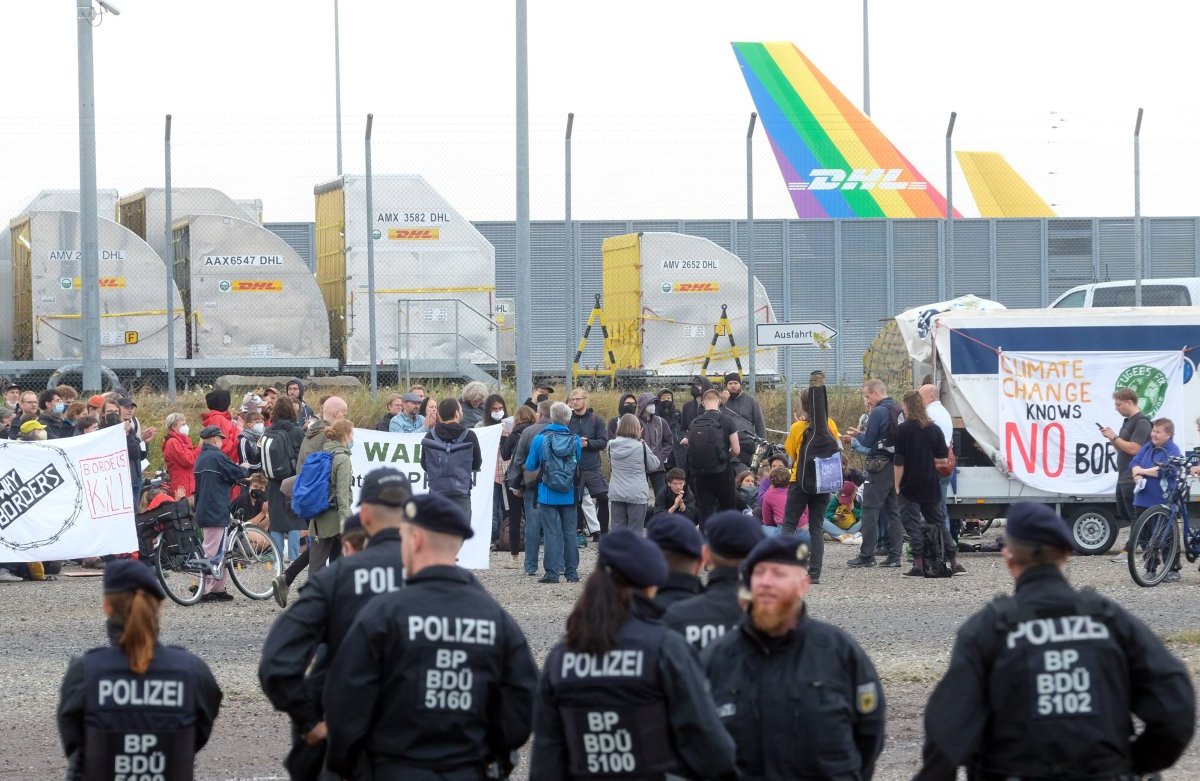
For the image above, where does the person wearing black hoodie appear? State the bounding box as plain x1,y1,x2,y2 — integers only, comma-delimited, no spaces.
285,378,314,425
420,398,483,519
780,371,841,584
568,388,609,542
680,375,713,432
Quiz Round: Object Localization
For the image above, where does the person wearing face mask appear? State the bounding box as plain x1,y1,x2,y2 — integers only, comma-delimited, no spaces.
480,394,513,547
656,388,683,470
162,413,202,499
607,393,641,439
37,389,74,439
679,374,713,432
636,392,674,495
238,411,264,473
523,382,555,412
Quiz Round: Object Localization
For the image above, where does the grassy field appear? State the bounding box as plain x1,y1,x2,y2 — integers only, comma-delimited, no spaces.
128,381,870,473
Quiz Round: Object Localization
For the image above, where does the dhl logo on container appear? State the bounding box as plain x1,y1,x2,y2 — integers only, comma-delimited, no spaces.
388,228,440,240
231,280,283,292
67,277,126,289
660,282,720,293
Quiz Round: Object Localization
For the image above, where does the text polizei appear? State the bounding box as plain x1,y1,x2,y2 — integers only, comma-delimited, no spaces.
353,566,400,595
97,678,185,708
1006,615,1111,649
407,615,497,646
561,650,645,679
685,624,726,649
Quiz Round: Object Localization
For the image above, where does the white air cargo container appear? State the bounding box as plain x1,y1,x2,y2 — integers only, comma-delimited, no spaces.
8,211,185,361
0,226,12,360
314,175,498,366
171,214,330,360
600,232,777,376
118,188,261,259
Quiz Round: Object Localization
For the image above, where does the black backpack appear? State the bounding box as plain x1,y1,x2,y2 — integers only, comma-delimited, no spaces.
879,401,904,453
921,524,952,578
260,426,297,480
686,414,729,475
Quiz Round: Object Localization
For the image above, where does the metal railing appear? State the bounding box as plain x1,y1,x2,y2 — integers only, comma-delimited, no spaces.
395,298,503,389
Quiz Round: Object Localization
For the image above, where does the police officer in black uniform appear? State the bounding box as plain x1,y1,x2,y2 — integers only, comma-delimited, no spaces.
916,502,1196,780
532,528,738,781
663,510,763,651
324,493,538,780
58,559,223,781
645,512,703,610
704,535,885,780
259,467,412,780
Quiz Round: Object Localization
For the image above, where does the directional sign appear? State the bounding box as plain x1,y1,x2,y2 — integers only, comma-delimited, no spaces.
755,322,838,347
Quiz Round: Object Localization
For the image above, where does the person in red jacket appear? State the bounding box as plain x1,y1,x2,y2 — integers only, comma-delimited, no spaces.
162,412,201,498
201,388,240,462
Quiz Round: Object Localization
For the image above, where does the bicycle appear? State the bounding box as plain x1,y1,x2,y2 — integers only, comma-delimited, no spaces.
1127,451,1200,587
152,510,283,606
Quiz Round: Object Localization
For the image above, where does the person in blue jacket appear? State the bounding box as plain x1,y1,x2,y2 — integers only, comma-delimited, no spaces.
525,402,582,585
1129,417,1183,581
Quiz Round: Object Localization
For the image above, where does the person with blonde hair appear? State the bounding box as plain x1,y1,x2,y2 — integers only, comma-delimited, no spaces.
57,560,223,779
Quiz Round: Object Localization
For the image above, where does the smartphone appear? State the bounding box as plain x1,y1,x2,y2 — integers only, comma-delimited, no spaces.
1095,422,1104,430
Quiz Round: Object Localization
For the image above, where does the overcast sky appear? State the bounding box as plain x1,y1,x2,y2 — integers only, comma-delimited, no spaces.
1,1,1195,224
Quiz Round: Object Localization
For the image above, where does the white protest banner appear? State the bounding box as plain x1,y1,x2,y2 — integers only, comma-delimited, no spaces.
998,350,1185,494
0,426,138,562
349,425,502,570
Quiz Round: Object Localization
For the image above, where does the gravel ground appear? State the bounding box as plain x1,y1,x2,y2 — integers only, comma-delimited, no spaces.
3,529,1199,781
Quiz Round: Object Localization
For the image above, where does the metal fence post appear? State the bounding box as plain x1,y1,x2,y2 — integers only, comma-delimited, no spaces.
745,112,758,393
164,114,176,402
76,0,103,392
945,111,957,297
564,112,574,382
782,221,792,423
515,0,532,402
365,114,378,397
1134,108,1144,306
833,221,844,383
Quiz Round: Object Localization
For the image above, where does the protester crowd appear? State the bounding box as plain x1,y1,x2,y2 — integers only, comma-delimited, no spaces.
6,373,1198,780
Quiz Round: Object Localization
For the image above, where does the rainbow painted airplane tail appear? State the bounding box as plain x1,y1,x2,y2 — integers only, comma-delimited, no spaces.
733,41,958,219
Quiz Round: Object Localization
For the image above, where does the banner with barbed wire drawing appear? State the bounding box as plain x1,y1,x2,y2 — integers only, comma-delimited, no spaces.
0,426,138,563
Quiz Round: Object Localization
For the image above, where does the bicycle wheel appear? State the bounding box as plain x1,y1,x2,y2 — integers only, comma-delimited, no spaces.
1128,505,1179,587
227,525,282,600
155,541,205,606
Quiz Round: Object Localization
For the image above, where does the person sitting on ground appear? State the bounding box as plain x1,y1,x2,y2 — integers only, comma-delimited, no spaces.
760,467,792,533
232,473,270,532
654,468,699,524
735,467,759,514
756,453,789,508
824,480,863,544
388,392,427,434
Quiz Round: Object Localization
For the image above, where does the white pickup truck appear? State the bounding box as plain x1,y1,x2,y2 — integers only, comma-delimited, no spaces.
895,299,1200,555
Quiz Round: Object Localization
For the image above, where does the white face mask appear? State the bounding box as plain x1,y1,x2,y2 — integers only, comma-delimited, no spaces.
490,410,504,422
645,404,656,415
178,424,190,437
252,423,265,435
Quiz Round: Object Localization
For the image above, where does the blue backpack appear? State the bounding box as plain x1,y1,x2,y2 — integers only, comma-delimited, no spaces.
290,451,333,520
541,430,578,494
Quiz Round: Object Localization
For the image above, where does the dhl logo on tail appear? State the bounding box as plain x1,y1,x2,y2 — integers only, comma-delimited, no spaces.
66,277,126,289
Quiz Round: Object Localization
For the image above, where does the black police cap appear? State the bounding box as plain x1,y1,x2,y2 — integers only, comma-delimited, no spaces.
598,528,668,588
646,512,703,558
704,510,765,558
404,493,474,539
739,535,810,585
1005,502,1074,551
342,512,363,533
103,559,165,600
357,467,412,507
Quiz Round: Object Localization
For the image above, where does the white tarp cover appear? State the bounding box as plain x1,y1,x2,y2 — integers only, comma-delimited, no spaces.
895,294,1005,363
348,425,502,570
0,427,137,562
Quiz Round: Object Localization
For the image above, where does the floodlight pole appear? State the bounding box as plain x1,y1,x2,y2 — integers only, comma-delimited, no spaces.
76,0,103,392
745,112,758,393
945,111,957,299
165,115,176,402
565,112,575,381
365,114,378,396
1134,108,1143,307
515,0,532,402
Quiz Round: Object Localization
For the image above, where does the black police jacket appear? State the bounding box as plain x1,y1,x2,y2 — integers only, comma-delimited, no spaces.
651,571,702,612
703,606,885,781
663,567,743,651
323,564,538,776
531,594,738,781
917,565,1196,780
58,622,223,781
258,528,404,732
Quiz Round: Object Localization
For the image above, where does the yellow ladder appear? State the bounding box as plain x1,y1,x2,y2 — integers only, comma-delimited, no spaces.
700,304,743,381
